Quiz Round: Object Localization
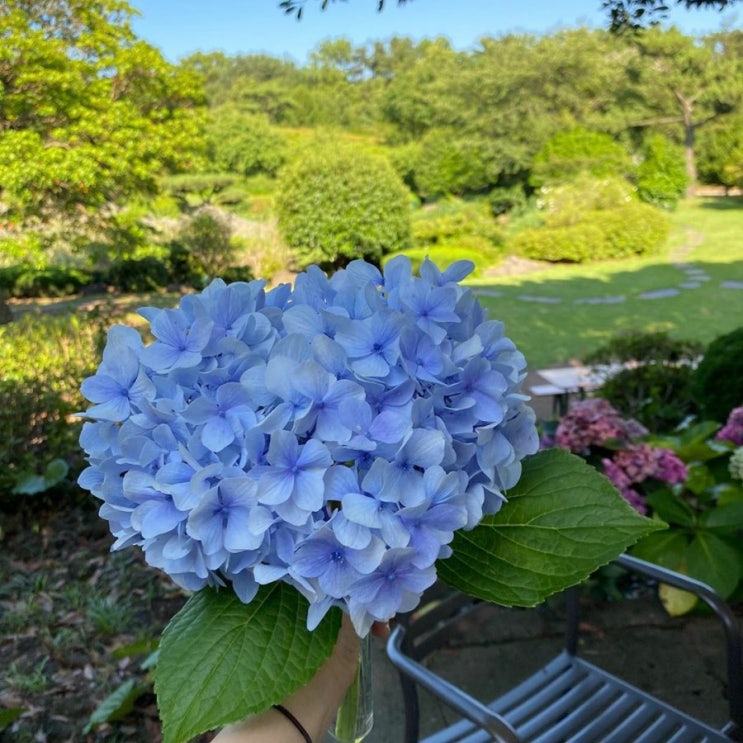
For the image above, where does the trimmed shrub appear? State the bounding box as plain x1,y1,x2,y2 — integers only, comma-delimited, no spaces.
276,142,411,269
511,222,605,263
3,265,93,298
531,127,634,187
413,130,491,199
598,203,670,259
106,256,171,293
584,330,704,432
691,327,743,423
636,134,688,210
511,177,669,263
412,200,504,252
177,209,235,278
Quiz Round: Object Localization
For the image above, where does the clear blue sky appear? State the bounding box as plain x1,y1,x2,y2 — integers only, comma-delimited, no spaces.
129,0,739,64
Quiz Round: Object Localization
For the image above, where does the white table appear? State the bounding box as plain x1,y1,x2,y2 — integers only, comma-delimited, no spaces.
532,365,618,416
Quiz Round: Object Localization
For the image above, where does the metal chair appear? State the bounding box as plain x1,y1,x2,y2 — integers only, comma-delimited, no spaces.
387,554,743,742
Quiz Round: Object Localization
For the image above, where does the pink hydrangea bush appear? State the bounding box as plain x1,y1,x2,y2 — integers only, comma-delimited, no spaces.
555,398,687,514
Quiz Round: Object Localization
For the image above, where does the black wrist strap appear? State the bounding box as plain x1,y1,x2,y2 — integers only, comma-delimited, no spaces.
272,703,313,743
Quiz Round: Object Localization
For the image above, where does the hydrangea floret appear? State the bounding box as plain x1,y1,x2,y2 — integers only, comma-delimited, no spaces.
717,406,743,446
729,447,743,482
78,257,540,636
555,398,687,514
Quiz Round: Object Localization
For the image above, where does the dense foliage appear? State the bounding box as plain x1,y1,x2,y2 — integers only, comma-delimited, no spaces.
511,177,669,262
0,0,205,228
636,134,689,209
553,397,743,611
531,127,634,187
180,27,743,202
691,327,743,422
0,310,111,500
2,11,742,283
276,141,411,268
583,330,704,432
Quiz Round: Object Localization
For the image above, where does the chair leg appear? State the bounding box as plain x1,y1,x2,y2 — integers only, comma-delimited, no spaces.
399,671,421,743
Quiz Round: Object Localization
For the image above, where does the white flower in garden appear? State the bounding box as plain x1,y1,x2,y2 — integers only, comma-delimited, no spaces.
729,447,743,482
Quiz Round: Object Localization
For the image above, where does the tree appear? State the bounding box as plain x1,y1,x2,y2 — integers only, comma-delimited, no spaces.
0,0,205,227
206,106,287,177
628,27,743,191
601,0,737,31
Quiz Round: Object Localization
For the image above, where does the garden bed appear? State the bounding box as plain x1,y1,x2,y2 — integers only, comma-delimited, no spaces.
0,503,207,742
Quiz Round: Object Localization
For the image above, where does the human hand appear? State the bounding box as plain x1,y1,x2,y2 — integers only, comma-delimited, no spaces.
212,615,389,743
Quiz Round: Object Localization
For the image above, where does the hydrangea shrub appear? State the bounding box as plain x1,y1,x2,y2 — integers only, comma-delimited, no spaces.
555,398,686,514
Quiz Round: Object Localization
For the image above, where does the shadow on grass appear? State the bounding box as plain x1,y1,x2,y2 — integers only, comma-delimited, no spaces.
476,260,743,367
696,195,743,211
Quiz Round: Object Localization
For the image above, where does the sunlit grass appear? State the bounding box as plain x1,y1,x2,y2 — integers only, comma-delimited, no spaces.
468,197,743,368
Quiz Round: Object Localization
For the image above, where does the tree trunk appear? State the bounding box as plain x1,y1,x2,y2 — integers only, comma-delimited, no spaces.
680,96,698,196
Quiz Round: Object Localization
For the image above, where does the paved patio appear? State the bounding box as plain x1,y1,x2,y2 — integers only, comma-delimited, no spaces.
343,590,736,742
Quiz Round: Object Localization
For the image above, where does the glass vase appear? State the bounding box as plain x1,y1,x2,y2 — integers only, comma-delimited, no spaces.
329,633,373,743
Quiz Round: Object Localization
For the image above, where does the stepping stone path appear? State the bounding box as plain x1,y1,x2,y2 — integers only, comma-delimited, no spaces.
474,227,742,304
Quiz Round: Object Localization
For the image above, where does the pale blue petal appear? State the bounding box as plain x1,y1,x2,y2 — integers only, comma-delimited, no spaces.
341,493,382,528
202,416,235,452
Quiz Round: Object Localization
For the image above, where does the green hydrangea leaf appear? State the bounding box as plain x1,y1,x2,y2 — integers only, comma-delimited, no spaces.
155,583,341,743
686,532,741,598
438,448,666,606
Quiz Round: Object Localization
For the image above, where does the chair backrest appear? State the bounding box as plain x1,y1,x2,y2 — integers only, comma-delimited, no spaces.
390,554,743,742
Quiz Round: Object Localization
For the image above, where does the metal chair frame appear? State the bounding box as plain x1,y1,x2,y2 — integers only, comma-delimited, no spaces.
387,554,743,742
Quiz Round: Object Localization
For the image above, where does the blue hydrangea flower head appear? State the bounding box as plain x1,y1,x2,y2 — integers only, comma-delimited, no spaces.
79,259,539,635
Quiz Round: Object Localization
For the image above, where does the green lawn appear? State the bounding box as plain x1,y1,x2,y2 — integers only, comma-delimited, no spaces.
468,196,743,369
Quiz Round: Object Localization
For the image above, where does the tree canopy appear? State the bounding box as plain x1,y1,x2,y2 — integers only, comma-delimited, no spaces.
0,0,205,227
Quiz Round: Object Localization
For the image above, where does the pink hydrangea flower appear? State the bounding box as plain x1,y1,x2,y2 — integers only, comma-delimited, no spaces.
601,457,632,490
717,407,743,446
653,448,688,485
555,398,647,454
619,487,647,515
612,444,658,483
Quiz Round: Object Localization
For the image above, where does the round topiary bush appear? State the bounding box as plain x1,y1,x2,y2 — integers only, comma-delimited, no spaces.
636,134,688,210
276,142,411,270
531,127,634,187
691,327,743,423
